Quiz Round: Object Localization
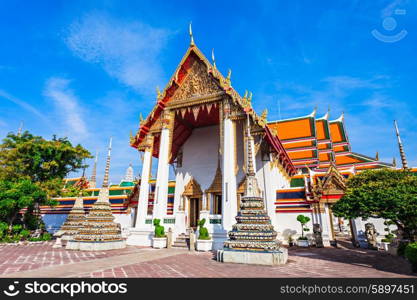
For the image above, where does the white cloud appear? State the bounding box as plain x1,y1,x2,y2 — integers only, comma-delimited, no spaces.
43,78,88,140
0,89,48,122
65,12,170,94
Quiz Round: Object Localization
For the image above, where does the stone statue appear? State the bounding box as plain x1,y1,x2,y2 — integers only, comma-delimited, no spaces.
365,223,377,250
313,224,324,248
189,228,196,252
167,228,173,249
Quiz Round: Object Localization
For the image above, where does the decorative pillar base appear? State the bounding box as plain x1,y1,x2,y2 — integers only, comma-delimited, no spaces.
217,248,288,266
126,228,154,246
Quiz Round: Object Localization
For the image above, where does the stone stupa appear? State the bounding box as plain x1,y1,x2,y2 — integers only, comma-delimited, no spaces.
53,193,86,246
66,138,126,251
218,115,288,265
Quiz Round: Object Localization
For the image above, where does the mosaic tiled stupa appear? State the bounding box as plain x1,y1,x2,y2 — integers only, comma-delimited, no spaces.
66,138,126,251
219,115,288,265
54,193,86,242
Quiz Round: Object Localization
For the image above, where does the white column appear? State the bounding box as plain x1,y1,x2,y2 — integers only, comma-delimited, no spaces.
135,136,153,228
222,103,238,231
153,113,171,220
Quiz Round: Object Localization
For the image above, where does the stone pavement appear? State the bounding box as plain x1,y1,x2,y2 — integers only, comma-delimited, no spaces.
0,242,415,278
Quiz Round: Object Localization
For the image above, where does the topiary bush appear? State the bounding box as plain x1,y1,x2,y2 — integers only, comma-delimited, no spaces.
296,215,310,239
198,219,210,240
153,219,165,238
405,242,417,273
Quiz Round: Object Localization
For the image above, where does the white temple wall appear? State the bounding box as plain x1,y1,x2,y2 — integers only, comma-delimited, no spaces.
175,125,220,196
235,120,246,186
114,214,131,230
173,125,221,237
275,212,315,244
352,217,397,247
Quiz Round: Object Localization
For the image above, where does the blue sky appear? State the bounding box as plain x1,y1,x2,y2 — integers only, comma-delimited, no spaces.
1,0,416,184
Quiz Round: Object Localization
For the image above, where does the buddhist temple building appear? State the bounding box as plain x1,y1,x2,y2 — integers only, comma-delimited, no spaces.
44,28,415,250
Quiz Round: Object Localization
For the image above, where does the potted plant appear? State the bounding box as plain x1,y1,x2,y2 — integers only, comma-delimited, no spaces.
381,220,395,251
296,215,310,247
196,219,212,251
151,219,167,249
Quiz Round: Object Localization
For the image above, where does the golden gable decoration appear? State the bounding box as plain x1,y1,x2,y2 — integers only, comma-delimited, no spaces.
170,59,221,104
183,177,203,197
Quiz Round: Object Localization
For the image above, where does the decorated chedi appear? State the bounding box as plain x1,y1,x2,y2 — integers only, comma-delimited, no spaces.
53,193,86,246
218,114,288,265
66,138,126,251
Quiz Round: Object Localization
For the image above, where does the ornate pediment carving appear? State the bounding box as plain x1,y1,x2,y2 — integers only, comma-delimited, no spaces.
311,163,346,202
170,60,222,104
183,177,203,197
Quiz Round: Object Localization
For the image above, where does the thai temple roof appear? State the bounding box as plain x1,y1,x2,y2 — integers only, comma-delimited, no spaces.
268,110,392,172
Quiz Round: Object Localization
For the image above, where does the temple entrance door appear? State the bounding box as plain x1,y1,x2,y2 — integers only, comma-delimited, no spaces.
189,198,200,230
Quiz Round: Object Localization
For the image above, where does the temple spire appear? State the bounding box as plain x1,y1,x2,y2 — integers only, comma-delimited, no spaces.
392,157,397,168
17,121,24,137
394,120,408,169
89,152,98,188
102,137,112,187
244,113,260,197
189,22,195,46
375,151,379,161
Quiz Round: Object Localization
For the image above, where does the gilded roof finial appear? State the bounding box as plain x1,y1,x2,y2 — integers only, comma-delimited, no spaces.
225,68,232,86
211,48,216,68
243,90,248,99
156,86,162,100
189,22,195,46
248,91,253,102
394,120,408,169
139,113,145,125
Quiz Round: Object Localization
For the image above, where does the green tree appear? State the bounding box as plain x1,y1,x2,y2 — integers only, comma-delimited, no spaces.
0,131,91,184
333,169,417,242
0,180,52,229
0,131,91,230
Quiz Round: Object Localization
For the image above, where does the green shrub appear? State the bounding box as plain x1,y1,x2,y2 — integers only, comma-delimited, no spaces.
0,222,8,239
20,229,30,239
298,236,308,241
405,242,417,273
198,219,210,240
153,219,165,238
12,224,22,234
41,233,51,241
28,237,42,242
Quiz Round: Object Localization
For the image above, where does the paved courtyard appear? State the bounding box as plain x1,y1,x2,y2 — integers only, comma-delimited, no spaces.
0,241,415,278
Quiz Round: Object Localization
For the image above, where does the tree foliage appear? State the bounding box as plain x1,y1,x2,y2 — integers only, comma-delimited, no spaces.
0,180,51,228
0,131,91,183
0,131,91,234
333,169,417,241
